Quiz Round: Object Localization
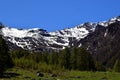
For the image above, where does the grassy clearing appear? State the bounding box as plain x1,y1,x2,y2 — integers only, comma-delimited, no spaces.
61,71,120,80
0,68,120,80
0,68,39,80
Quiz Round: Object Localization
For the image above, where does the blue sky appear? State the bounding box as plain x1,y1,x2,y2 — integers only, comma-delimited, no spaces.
0,0,120,32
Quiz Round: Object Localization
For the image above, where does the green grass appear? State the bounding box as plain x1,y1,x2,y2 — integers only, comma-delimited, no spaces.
0,68,39,80
61,71,120,80
1,68,120,80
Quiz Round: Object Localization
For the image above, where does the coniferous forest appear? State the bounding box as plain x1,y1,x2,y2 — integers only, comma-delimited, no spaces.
0,34,119,73
1,34,120,80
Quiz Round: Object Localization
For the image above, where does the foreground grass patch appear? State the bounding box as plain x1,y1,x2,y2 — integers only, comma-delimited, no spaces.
1,68,120,80
61,71,120,80
0,68,39,80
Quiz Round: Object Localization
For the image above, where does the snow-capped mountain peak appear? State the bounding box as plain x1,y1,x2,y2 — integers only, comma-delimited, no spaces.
0,16,120,52
98,16,120,27
1,27,47,38
1,24,93,51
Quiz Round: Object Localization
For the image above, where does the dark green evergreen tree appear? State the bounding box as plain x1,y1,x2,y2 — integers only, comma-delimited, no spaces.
26,52,42,63
0,36,13,74
48,52,59,65
42,53,49,64
10,49,29,59
113,59,120,72
70,47,78,69
95,61,106,71
59,47,71,69
76,47,95,71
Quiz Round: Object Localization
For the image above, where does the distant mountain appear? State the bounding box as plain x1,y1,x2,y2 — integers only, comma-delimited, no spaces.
0,16,120,54
78,16,120,67
0,21,96,52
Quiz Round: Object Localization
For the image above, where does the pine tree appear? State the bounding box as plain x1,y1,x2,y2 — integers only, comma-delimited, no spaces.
113,59,120,72
76,47,95,71
48,52,58,65
59,47,71,69
0,36,13,74
10,49,29,59
95,61,106,71
70,47,78,69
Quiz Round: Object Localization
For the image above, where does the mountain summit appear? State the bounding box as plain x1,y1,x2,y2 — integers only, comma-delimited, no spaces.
0,16,120,52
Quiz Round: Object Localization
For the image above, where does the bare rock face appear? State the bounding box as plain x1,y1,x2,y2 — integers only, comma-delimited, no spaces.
0,22,3,29
79,21,120,67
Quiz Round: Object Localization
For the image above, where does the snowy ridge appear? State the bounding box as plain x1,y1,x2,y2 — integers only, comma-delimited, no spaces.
47,25,90,47
2,27,44,38
98,16,120,27
50,27,89,39
1,24,92,51
0,16,120,51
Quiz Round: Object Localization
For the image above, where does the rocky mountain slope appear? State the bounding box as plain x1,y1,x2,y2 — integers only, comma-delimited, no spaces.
79,16,120,67
0,21,96,52
0,16,120,53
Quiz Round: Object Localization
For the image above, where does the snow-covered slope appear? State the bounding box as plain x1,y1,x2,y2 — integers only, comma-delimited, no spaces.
2,27,47,38
0,16,120,52
1,23,94,51
47,22,96,48
98,16,120,27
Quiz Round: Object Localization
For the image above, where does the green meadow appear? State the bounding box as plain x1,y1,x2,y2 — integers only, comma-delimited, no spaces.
1,68,120,80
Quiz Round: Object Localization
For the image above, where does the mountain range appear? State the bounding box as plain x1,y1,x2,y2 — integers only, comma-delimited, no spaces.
0,20,95,52
1,16,120,67
0,16,120,53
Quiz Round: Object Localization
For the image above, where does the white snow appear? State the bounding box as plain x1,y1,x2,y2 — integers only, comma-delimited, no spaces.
2,16,119,50
78,43,82,47
118,18,120,21
98,16,120,27
2,27,28,38
1,27,41,38
104,32,107,37
108,17,120,24
104,29,108,37
1,22,95,50
50,27,89,39
48,26,90,48
98,21,108,27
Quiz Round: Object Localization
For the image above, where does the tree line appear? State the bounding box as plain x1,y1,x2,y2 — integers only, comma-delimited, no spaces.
10,47,106,72
0,35,120,74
